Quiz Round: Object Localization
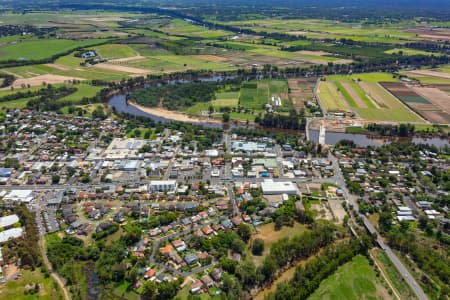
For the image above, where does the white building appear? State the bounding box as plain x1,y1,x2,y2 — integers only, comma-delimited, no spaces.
149,180,177,192
261,179,298,195
0,215,19,229
0,228,23,243
4,190,33,203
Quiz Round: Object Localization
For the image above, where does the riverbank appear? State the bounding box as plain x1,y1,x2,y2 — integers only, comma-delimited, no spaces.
127,101,223,125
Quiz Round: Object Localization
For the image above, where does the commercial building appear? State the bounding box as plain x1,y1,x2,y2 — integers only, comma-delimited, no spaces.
231,141,266,152
3,190,33,203
261,179,298,195
149,180,177,192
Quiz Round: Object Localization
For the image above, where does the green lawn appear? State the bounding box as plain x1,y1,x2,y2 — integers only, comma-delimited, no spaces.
308,255,388,300
0,39,107,61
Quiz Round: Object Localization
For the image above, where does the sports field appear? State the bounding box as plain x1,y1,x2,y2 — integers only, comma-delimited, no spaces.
309,255,392,300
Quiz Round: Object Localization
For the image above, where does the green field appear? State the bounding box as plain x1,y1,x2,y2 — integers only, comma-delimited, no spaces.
0,84,102,110
124,54,235,73
58,84,103,102
94,44,138,59
239,79,288,110
219,18,421,44
320,74,425,122
317,81,349,112
385,48,441,56
160,19,232,38
212,91,239,107
335,81,358,107
308,255,388,300
0,39,107,61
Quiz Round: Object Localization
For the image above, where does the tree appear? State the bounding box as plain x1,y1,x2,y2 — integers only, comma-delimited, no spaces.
378,210,392,233
222,112,230,123
157,282,177,300
141,281,157,300
260,256,277,282
51,175,60,184
252,238,264,256
237,223,252,242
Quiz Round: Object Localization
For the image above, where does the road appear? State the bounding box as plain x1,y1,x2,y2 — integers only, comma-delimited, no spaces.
328,153,428,300
4,174,338,191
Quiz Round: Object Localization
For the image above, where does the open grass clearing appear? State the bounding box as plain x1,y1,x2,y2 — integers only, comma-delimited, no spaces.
0,268,63,300
0,97,34,109
250,222,308,266
308,254,392,300
58,84,103,102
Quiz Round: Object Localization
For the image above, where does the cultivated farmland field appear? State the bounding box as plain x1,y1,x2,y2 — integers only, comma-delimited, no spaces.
316,81,350,113
239,79,289,110
381,82,450,123
319,75,425,122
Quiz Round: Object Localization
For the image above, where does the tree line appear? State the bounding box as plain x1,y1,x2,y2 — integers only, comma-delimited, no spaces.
266,238,367,300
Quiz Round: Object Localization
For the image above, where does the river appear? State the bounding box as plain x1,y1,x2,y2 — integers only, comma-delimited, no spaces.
107,77,449,148
308,129,449,148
